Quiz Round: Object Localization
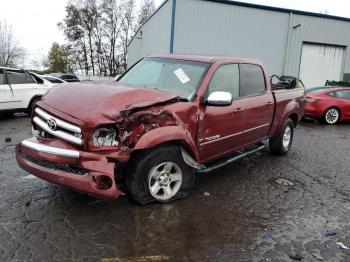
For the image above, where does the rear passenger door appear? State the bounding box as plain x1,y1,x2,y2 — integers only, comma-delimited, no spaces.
238,64,274,145
0,69,17,110
5,69,37,109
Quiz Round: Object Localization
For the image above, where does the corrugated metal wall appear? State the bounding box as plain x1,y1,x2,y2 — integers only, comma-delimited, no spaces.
285,13,350,76
127,0,172,66
174,0,289,75
128,0,350,78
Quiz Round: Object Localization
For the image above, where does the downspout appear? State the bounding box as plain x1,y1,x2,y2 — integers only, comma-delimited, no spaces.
170,0,177,53
283,12,293,75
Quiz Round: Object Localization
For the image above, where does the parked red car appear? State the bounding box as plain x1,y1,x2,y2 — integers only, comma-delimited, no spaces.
304,87,350,124
16,54,304,204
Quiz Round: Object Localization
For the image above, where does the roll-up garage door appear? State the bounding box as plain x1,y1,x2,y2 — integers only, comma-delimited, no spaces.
299,43,344,87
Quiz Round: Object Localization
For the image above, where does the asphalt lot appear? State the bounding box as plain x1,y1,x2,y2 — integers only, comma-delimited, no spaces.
0,114,349,262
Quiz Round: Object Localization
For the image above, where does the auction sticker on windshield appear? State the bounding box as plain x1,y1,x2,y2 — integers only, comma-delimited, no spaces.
174,68,190,84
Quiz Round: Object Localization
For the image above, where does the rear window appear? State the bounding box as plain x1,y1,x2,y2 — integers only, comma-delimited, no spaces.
329,90,350,99
6,70,35,84
62,75,78,80
240,64,265,97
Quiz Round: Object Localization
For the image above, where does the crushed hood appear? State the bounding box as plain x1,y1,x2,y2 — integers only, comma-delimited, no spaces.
41,81,179,125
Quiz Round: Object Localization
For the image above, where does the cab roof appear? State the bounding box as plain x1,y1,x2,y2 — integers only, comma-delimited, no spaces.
147,53,263,66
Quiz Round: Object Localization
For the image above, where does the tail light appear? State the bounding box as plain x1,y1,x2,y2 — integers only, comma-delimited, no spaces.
305,97,322,103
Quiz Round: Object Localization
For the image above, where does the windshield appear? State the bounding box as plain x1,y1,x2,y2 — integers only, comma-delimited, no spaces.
119,58,209,99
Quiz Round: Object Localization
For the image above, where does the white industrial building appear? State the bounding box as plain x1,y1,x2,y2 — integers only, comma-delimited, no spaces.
127,0,350,87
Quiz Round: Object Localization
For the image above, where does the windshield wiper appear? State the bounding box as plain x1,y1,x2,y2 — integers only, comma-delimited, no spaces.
175,97,189,102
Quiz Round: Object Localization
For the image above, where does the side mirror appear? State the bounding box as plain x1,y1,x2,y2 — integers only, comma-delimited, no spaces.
205,91,233,106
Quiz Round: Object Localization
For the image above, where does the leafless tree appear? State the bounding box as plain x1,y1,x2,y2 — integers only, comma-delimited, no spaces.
0,20,25,67
137,0,155,26
59,0,154,76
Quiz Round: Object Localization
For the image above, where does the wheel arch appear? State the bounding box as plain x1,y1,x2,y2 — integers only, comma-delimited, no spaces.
27,95,42,109
289,113,299,127
132,126,198,160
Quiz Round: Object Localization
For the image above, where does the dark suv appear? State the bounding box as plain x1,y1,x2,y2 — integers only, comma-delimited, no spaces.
49,73,80,83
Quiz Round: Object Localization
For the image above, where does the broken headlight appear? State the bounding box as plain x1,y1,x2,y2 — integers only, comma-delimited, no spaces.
91,128,119,147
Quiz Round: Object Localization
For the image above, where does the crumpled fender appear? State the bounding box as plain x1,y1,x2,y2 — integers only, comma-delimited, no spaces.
133,126,198,160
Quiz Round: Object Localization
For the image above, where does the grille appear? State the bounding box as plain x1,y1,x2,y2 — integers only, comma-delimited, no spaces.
19,152,88,175
33,107,83,145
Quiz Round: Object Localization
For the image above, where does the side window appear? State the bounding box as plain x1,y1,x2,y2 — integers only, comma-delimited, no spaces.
333,90,350,99
328,92,336,97
6,70,35,84
207,64,239,98
240,64,266,97
0,69,4,84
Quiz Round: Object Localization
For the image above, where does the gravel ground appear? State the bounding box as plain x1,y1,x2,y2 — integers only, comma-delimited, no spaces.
0,114,349,262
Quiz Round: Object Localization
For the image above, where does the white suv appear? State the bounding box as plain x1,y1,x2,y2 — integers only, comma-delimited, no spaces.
0,67,51,114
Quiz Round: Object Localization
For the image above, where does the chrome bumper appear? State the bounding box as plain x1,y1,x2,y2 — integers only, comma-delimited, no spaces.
21,139,80,158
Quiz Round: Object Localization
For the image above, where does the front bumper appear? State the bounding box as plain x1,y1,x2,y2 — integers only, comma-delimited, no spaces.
16,137,124,200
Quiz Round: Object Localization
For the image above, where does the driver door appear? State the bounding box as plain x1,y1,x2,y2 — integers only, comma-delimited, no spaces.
198,64,246,162
5,69,37,109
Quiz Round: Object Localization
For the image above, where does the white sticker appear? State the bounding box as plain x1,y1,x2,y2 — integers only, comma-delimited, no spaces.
174,68,190,84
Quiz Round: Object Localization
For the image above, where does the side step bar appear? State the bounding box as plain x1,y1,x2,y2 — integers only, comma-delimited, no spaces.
197,144,266,174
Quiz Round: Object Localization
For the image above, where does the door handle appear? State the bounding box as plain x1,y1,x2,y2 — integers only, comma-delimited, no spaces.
234,107,243,113
265,101,273,106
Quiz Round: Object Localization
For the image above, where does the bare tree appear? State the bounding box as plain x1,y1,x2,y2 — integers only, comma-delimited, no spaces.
0,20,25,67
120,0,136,71
59,0,153,76
137,0,155,26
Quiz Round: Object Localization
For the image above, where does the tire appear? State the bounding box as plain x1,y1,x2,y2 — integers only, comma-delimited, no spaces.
269,119,294,156
27,97,41,116
323,107,340,125
126,145,195,205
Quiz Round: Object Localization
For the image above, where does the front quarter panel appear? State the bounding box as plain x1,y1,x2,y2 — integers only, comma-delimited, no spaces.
134,126,198,160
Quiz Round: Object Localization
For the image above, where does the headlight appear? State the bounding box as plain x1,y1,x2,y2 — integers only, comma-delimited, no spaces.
92,128,119,147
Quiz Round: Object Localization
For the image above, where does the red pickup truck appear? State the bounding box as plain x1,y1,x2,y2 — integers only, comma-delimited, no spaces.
16,54,304,204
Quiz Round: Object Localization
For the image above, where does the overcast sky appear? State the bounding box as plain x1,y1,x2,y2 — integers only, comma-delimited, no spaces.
0,0,348,67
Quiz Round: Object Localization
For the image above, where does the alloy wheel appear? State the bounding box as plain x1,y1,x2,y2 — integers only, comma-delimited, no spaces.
148,162,183,201
282,126,292,149
325,108,339,124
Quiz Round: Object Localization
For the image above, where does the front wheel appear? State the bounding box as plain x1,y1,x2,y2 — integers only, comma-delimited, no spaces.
126,145,195,205
323,107,340,125
27,97,41,116
269,119,294,156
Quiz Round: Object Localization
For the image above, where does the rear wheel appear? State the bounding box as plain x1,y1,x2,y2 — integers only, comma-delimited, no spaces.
323,107,340,125
269,119,294,156
126,145,195,205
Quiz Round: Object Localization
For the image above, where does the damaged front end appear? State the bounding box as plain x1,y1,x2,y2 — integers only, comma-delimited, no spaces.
16,97,193,200
116,108,180,148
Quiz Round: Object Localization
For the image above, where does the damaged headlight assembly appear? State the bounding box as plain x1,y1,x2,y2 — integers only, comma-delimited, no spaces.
91,127,119,148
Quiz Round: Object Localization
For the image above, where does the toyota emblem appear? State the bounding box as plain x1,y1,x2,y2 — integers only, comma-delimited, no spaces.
47,118,57,131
